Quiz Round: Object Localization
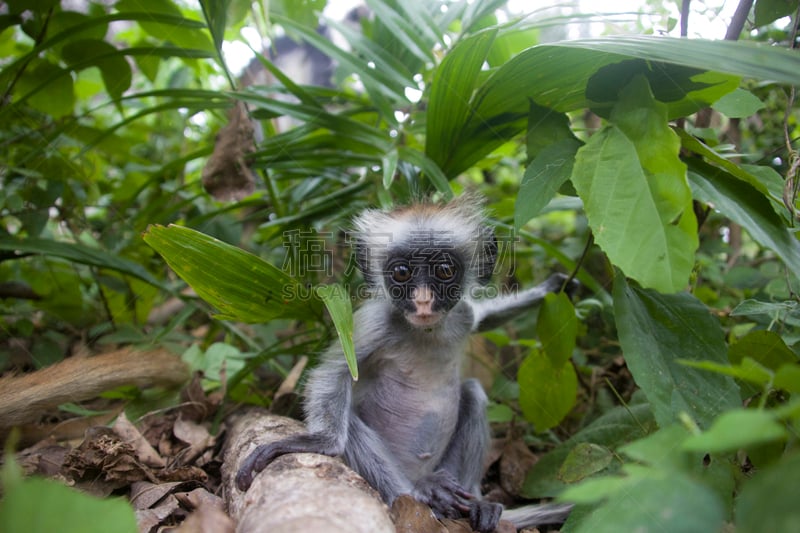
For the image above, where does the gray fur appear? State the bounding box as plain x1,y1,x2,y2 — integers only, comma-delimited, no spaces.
236,200,574,532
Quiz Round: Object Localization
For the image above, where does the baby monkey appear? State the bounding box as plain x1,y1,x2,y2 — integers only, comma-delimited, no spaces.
237,197,574,532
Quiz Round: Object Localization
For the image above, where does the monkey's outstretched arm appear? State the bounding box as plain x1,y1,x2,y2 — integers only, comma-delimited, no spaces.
470,272,572,332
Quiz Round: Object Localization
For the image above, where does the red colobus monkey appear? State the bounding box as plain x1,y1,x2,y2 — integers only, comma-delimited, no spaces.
237,197,574,532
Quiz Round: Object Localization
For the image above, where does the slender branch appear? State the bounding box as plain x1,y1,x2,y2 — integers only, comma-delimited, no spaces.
680,0,691,37
725,0,754,40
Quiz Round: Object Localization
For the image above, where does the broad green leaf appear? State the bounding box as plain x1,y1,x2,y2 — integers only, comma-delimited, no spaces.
116,0,214,52
518,348,577,431
730,330,797,371
0,236,164,289
515,139,581,229
526,101,578,162
558,443,614,483
61,39,132,101
564,466,725,533
0,476,137,533
619,424,690,469
737,452,800,533
613,274,740,429
432,35,800,178
523,399,656,497
143,224,322,323
683,408,788,453
572,77,697,293
274,0,327,28
554,36,800,86
712,87,765,118
537,292,577,367
182,342,246,390
688,164,800,281
679,130,778,200
754,0,798,27
775,364,800,393
14,59,74,117
731,299,797,317
317,284,358,381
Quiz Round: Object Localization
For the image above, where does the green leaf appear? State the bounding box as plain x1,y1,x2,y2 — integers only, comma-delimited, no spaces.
382,149,399,189
199,0,227,53
116,0,214,52
731,299,797,317
679,130,778,200
712,87,765,118
275,0,327,30
613,274,740,429
775,364,800,393
688,163,800,281
518,348,577,431
683,409,788,453
14,59,74,117
61,39,132,101
143,224,322,323
0,477,137,533
526,101,578,162
564,466,725,533
754,0,798,27
0,236,164,289
737,452,800,533
572,77,697,293
555,36,800,86
426,28,498,175
679,357,773,387
317,284,358,381
537,292,577,367
515,139,581,229
558,442,614,483
730,330,797,371
522,399,656,497
432,35,800,179
619,424,690,469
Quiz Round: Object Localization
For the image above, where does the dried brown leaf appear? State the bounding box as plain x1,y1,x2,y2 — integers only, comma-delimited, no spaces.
113,411,166,468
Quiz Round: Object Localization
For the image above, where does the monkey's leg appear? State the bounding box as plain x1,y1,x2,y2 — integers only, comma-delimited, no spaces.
342,416,416,503
432,379,503,533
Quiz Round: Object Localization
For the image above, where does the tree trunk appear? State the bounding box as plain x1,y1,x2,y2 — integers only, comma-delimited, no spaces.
222,409,395,533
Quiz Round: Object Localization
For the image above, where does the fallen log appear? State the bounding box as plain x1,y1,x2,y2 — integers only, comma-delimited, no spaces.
222,409,394,533
0,348,189,429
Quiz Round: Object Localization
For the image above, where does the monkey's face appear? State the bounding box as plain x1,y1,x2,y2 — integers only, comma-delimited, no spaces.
383,249,464,327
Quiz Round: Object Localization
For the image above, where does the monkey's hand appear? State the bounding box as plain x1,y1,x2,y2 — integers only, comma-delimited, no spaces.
544,272,580,299
235,433,342,491
410,470,501,532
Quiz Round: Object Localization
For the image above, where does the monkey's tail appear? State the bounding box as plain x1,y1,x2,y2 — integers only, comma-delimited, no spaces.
501,502,573,530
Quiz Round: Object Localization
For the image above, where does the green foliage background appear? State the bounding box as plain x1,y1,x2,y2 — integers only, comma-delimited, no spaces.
2,0,800,530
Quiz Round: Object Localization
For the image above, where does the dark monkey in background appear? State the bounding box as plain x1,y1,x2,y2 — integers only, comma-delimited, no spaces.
236,197,574,532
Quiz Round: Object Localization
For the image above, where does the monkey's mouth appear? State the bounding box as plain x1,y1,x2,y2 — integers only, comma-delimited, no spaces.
406,312,443,327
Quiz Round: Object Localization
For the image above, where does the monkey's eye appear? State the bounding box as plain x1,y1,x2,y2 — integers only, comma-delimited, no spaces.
391,263,412,283
434,263,456,282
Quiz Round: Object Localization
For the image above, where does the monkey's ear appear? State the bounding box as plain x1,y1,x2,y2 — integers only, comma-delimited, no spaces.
353,238,375,286
476,227,498,285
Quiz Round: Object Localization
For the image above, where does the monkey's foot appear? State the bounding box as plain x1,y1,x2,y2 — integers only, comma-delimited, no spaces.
411,471,502,533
